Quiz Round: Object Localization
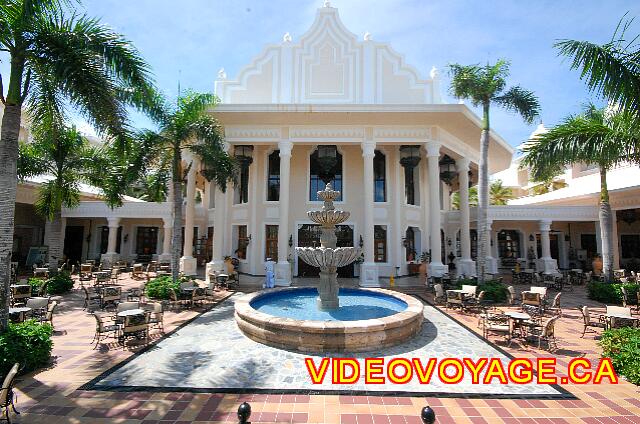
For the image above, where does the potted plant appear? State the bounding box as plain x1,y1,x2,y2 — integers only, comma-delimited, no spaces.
418,251,430,283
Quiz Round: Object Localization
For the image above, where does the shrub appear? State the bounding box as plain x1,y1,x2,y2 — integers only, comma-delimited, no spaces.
46,271,74,294
599,327,640,385
27,277,45,293
0,320,53,376
146,276,180,300
587,282,638,305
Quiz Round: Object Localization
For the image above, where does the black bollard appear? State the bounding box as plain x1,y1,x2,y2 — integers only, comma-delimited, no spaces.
421,405,436,424
238,401,251,423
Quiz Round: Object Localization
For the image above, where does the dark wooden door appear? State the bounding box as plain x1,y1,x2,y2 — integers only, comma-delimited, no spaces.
64,226,84,265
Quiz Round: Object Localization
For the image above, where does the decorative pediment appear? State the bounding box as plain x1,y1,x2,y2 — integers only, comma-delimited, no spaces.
215,4,440,105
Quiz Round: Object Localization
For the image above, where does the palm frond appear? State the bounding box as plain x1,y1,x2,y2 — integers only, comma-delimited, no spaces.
493,86,541,124
555,38,640,115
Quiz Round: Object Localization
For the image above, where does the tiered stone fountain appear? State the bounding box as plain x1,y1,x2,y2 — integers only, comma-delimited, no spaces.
235,184,424,352
295,184,361,309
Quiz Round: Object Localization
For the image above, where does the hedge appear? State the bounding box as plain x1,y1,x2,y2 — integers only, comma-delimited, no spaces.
600,327,640,385
450,279,509,303
145,276,181,300
587,282,639,305
0,320,53,376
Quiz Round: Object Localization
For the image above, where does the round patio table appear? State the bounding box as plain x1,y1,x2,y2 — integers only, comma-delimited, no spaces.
505,311,532,341
117,308,145,318
9,306,31,322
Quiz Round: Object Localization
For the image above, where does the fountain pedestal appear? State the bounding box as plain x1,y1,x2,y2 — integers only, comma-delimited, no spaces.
295,184,361,310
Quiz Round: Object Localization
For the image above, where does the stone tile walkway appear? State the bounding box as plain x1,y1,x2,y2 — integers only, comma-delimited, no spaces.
6,273,640,423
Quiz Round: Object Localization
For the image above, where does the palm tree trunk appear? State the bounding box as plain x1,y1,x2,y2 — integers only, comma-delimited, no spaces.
0,103,21,332
47,211,64,275
171,147,182,282
476,103,491,283
599,167,615,283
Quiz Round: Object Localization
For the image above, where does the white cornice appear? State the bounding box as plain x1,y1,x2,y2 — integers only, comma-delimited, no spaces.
62,201,171,220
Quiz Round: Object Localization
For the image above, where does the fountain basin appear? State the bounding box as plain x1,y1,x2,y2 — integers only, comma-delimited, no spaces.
295,246,361,269
235,288,424,352
308,210,350,226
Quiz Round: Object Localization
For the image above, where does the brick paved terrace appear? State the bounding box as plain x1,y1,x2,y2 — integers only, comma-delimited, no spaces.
6,272,640,424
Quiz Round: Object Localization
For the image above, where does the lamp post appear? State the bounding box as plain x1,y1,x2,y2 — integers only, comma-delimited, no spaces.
316,145,338,184
399,145,421,204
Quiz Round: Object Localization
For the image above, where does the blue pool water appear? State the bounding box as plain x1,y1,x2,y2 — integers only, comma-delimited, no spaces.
250,288,408,321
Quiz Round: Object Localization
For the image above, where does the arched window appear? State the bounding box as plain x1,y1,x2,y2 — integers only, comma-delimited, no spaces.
373,150,386,202
309,146,342,201
233,146,253,204
266,150,280,201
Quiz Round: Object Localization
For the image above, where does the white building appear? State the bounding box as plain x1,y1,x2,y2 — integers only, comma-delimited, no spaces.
15,3,636,282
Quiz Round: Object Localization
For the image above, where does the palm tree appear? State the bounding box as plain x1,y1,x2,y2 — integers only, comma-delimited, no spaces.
489,180,513,205
17,126,111,273
135,92,236,281
521,105,640,282
448,60,540,282
451,180,512,209
555,15,640,117
0,0,158,331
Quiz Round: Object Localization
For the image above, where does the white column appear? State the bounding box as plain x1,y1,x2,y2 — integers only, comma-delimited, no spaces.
205,185,228,284
100,217,120,267
360,139,379,286
275,140,293,286
180,157,198,275
484,219,498,274
425,141,447,277
537,219,557,274
158,217,172,263
456,157,475,277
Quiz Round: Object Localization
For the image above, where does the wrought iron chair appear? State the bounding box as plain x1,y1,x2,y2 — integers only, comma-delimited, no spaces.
0,363,20,424
120,312,150,348
528,315,560,351
578,306,606,338
546,292,562,317
91,313,119,348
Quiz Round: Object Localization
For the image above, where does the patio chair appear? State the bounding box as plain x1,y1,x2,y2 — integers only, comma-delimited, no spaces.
82,285,101,311
461,285,477,297
94,272,110,286
36,279,49,297
100,286,121,309
190,287,206,307
0,363,20,424
546,292,562,317
91,313,119,348
621,286,629,308
26,297,50,321
131,264,145,280
79,264,93,282
168,288,183,310
445,290,465,311
522,291,543,314
507,286,519,305
180,280,196,291
481,312,513,341
10,285,31,307
433,284,446,305
126,284,145,302
528,315,560,351
614,269,626,280
44,301,58,329
147,302,164,333
579,306,606,338
109,268,120,284
120,312,150,348
530,286,547,299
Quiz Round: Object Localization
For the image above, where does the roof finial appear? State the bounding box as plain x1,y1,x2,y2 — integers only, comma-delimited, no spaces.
363,32,372,41
323,0,331,7
430,66,440,79
283,32,292,42
217,68,227,80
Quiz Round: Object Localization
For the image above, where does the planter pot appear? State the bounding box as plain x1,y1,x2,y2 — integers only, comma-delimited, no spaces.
418,261,428,284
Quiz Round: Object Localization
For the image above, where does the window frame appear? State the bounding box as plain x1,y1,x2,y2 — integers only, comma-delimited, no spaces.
373,150,387,203
308,146,344,202
374,225,387,263
265,224,279,261
266,150,280,202
135,226,158,255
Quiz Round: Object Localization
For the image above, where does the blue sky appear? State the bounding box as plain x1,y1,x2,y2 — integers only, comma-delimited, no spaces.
44,1,640,147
